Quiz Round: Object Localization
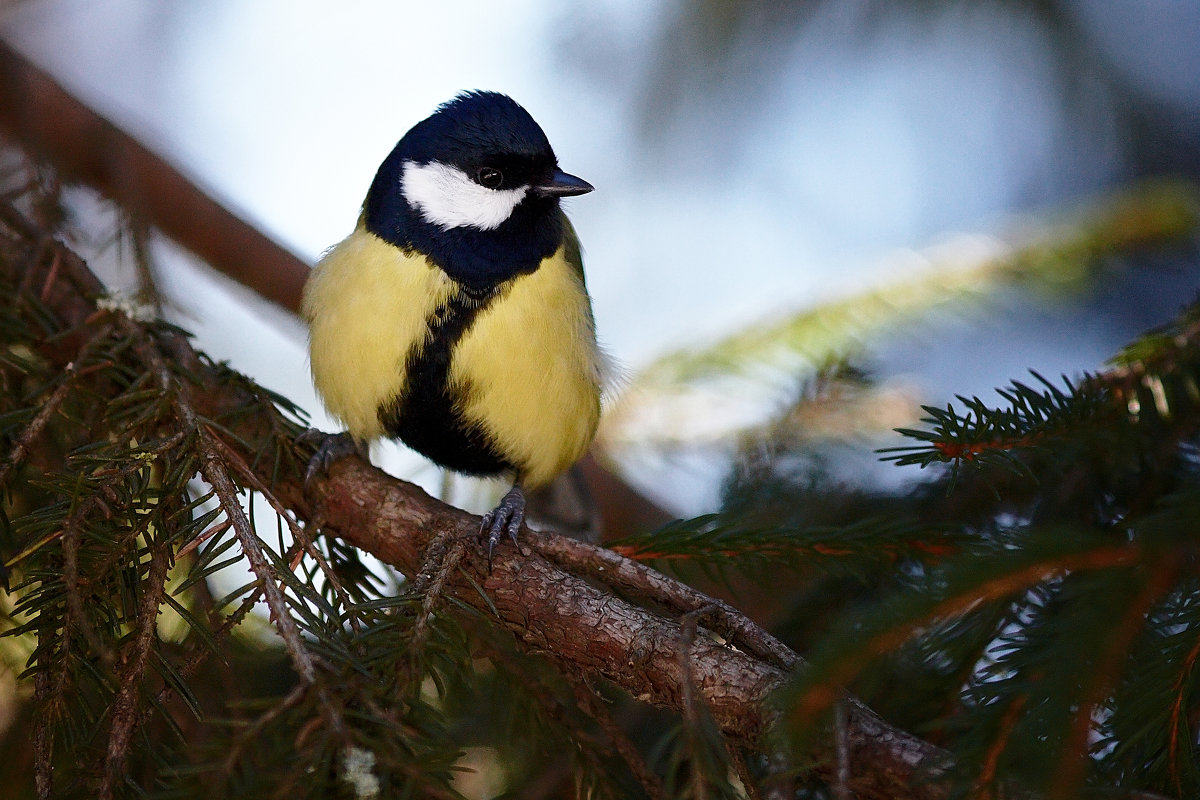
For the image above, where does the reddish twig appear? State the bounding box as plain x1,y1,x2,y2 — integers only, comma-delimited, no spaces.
972,694,1027,800
1047,559,1178,800
790,545,1144,723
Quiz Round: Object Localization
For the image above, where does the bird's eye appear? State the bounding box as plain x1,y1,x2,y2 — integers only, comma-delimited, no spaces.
476,167,504,189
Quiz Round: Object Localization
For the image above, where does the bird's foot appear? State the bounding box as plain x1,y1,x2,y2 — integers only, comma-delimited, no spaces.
480,486,526,570
301,430,367,486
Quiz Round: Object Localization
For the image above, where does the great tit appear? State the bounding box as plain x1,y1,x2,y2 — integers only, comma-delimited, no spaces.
302,91,602,560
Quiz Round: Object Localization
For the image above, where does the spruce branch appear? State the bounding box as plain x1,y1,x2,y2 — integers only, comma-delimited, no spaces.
972,693,1027,800
144,565,266,724
215,681,309,787
1166,631,1200,797
883,300,1200,480
59,489,115,666
11,155,1192,799
0,180,957,799
879,371,1105,472
201,428,361,633
101,525,170,800
122,314,320,685
608,511,956,578
474,637,635,797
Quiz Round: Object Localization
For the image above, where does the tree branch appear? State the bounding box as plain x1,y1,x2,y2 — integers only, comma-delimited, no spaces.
2,197,960,799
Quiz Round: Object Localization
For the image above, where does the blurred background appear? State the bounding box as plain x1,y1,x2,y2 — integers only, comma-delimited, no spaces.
1,0,1198,517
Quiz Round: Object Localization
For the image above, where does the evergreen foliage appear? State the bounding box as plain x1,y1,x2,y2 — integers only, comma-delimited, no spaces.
0,263,471,796
641,289,1200,798
0,179,758,798
2,158,1200,799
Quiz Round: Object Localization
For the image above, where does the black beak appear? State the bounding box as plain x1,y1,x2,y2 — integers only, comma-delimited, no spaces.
532,170,594,198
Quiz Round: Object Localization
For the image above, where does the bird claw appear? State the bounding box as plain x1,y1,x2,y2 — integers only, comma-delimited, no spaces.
480,486,526,570
302,431,366,486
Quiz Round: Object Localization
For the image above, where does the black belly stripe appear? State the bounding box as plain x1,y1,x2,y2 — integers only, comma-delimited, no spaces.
377,285,514,477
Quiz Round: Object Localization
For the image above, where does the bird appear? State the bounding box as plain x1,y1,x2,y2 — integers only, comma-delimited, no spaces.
301,91,603,563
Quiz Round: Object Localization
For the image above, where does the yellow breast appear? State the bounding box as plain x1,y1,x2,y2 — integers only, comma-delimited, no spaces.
302,226,602,488
451,247,603,488
302,229,453,441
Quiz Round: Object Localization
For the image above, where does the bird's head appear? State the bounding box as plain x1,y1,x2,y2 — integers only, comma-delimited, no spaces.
364,91,592,290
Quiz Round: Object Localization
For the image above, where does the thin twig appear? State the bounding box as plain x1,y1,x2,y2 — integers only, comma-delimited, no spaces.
203,425,360,630
0,321,114,487
148,540,307,718
565,671,667,800
199,436,313,680
724,742,762,800
213,682,310,798
32,629,54,800
477,638,632,795
60,501,116,666
198,408,347,740
57,453,178,586
0,371,71,485
38,249,61,302
100,529,172,800
533,532,800,672
679,604,719,800
833,699,852,800
5,426,187,573
177,518,232,559
791,545,1144,722
972,694,1026,800
411,532,467,650
1048,560,1177,800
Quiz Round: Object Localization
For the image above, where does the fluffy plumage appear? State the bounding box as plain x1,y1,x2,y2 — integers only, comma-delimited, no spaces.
302,91,601,550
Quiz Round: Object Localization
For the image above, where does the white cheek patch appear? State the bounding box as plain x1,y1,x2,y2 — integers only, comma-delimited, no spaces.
401,160,529,231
